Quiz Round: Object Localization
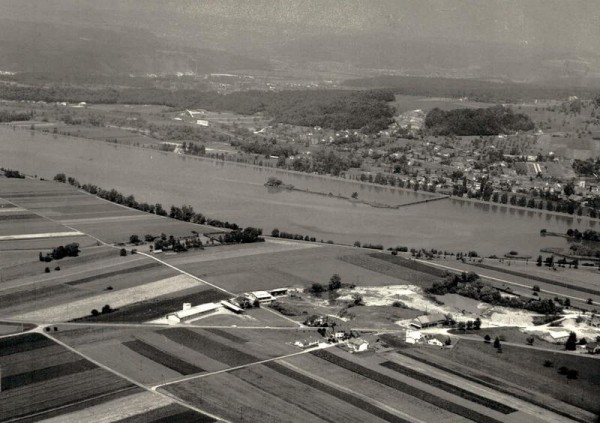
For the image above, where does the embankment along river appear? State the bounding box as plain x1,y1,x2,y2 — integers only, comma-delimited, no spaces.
0,126,596,256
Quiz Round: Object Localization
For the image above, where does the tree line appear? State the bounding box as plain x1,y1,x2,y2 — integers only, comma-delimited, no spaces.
53,173,253,232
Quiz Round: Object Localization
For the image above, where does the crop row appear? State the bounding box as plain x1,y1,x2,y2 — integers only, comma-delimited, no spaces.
311,349,503,423
66,262,161,286
123,340,204,375
340,254,440,286
394,350,589,423
1,358,96,391
264,361,411,423
472,262,600,296
159,328,259,367
380,361,516,414
0,333,55,357
1,368,135,421
113,403,216,423
204,328,248,344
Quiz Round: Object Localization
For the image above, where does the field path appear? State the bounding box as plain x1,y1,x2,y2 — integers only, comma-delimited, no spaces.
38,328,230,423
152,343,337,390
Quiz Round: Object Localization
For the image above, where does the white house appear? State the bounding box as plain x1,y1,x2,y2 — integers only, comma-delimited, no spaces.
249,291,275,305
348,338,369,352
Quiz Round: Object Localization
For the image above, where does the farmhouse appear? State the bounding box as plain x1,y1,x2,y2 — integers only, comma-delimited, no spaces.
348,338,369,352
410,313,448,329
249,291,275,305
167,302,220,323
545,330,571,344
405,330,422,344
294,337,320,349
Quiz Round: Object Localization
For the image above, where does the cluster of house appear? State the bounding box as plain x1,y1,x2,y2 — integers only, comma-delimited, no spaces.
405,330,449,347
166,288,288,323
542,330,600,354
295,315,369,352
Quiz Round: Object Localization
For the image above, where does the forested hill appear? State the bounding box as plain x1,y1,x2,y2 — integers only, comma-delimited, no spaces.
343,75,600,103
424,106,535,136
0,85,396,133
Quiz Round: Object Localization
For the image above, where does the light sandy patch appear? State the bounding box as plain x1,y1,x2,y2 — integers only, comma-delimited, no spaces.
0,231,85,240
38,391,172,423
485,308,536,327
337,285,448,315
12,274,201,322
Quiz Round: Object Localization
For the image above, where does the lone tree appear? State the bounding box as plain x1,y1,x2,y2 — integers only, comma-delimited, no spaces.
484,334,491,343
129,234,140,244
493,336,501,349
120,248,127,257
565,332,578,351
91,309,99,317
473,317,482,330
328,274,342,291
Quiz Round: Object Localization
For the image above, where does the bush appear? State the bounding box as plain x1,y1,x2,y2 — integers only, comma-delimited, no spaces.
120,248,127,256
91,309,99,317
101,304,113,314
44,267,50,273
54,266,60,271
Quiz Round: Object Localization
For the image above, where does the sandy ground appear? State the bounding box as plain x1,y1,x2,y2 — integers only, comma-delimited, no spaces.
335,285,600,341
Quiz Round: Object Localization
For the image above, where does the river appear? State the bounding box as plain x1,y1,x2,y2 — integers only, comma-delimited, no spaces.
0,126,596,256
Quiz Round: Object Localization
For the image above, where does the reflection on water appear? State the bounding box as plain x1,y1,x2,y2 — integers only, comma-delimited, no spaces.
0,127,595,256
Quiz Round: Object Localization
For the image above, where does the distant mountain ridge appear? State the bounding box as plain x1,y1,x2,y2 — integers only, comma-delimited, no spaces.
0,19,270,77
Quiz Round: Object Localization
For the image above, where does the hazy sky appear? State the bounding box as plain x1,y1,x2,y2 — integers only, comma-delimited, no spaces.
2,0,599,54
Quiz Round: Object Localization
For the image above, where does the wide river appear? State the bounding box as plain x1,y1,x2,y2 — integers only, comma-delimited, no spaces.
0,127,596,256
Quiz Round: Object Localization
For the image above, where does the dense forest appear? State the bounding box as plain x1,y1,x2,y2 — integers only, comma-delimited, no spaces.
343,75,600,103
0,85,395,132
424,106,535,136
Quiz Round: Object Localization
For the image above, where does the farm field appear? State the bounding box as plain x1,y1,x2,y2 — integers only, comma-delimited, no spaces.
0,332,142,422
401,339,600,416
53,325,310,386
10,274,202,322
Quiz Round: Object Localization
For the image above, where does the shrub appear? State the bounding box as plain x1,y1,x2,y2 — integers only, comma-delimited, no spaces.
120,248,127,256
91,309,100,317
44,267,50,273
101,304,112,314
54,266,60,271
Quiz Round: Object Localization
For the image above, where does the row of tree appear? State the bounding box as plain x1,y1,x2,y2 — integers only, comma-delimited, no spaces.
53,173,244,231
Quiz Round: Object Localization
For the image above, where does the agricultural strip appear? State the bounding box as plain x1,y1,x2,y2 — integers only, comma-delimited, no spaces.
263,361,412,423
0,333,55,356
1,368,135,421
122,340,204,375
1,359,96,391
311,349,505,423
65,262,161,286
113,403,217,423
12,274,201,322
471,262,600,296
369,253,448,278
379,361,517,414
35,391,173,423
76,287,228,322
394,349,591,423
204,328,248,344
16,387,143,423
340,254,442,286
158,328,260,367
0,231,85,241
